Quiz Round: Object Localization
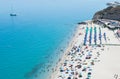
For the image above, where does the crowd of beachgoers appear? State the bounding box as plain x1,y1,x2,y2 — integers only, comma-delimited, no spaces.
56,45,105,79
49,24,108,79
50,21,120,79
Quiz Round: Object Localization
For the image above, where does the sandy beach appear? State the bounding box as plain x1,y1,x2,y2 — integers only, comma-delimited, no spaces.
50,24,85,79
50,21,120,79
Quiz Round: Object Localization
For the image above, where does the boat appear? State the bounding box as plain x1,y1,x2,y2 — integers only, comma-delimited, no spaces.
10,13,17,16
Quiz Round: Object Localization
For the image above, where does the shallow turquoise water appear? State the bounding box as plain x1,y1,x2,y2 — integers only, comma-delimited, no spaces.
0,0,117,79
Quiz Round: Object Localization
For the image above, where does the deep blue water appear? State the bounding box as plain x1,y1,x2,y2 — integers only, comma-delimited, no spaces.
0,0,118,79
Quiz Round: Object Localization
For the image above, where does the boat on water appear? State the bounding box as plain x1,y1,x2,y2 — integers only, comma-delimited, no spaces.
10,13,17,16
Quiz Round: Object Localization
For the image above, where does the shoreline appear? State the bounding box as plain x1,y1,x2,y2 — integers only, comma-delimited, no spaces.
49,24,81,79
28,24,78,79
49,20,120,79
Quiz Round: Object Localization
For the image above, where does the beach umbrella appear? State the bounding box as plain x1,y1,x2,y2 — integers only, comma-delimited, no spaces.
67,77,71,79
88,72,91,75
79,73,82,78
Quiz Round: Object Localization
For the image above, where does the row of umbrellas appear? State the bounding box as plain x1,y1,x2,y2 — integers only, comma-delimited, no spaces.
99,27,102,44
103,33,107,42
84,27,107,45
89,27,93,45
94,27,97,45
84,27,89,45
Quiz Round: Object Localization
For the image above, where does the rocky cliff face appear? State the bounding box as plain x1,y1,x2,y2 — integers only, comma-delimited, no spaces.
93,6,120,21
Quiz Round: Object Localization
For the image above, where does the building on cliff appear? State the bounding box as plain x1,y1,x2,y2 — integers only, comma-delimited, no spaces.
107,1,120,7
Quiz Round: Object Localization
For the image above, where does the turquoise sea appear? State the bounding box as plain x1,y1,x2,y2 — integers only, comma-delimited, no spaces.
0,0,118,79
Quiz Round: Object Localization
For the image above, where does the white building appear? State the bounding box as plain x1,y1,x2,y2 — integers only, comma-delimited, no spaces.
107,1,120,7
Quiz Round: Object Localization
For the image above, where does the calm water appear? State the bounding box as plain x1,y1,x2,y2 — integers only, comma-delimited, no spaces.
0,0,117,79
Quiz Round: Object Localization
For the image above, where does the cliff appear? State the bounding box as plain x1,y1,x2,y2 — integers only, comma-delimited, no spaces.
93,6,120,21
